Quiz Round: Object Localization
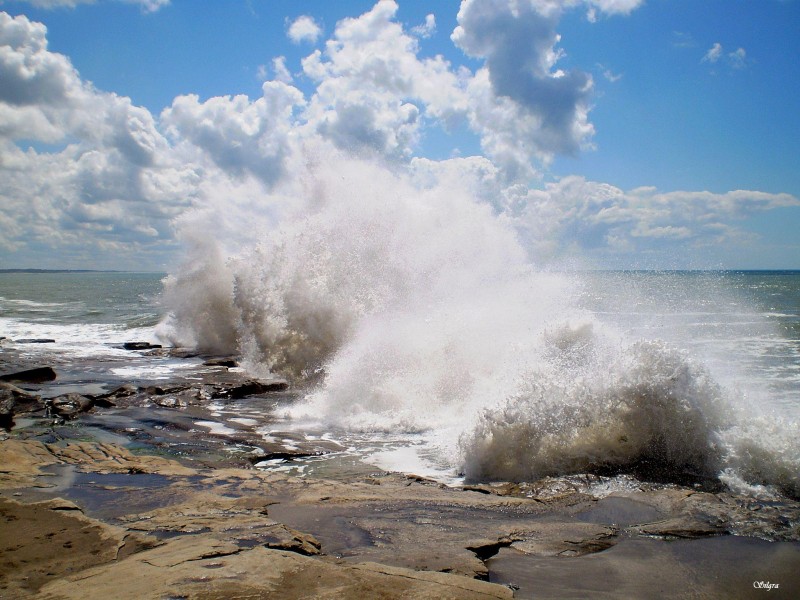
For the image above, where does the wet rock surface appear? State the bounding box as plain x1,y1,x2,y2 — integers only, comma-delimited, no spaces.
0,351,798,598
0,366,57,384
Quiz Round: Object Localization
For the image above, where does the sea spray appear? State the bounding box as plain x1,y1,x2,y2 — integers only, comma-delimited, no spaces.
158,149,799,498
460,336,729,483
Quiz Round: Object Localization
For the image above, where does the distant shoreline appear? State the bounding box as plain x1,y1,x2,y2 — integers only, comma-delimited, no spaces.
1,268,798,275
0,269,123,273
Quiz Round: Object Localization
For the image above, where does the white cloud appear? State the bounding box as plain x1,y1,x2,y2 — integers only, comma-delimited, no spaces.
161,81,305,185
0,12,193,268
453,0,597,178
412,14,436,38
0,3,792,271
702,42,748,71
287,15,322,44
597,63,623,82
512,176,800,261
299,0,465,160
10,0,170,12
703,42,723,63
585,0,643,15
272,56,292,83
728,47,747,69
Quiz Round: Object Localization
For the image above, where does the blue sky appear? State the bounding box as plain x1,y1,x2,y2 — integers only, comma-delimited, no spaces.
0,0,798,270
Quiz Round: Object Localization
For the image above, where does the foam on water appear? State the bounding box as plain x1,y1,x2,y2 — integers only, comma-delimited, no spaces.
157,151,800,497
1,317,159,359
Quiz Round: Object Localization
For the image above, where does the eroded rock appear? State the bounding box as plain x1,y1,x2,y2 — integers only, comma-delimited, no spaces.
0,366,57,383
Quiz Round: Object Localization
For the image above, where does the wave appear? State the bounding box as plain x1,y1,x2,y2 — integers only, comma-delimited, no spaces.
157,148,800,498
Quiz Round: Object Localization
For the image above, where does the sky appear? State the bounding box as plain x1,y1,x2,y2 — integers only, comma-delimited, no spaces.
0,0,798,271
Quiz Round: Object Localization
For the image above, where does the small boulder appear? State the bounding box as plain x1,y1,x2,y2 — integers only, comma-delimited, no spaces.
153,396,187,409
123,341,162,351
0,382,43,428
15,338,55,344
0,366,57,383
202,357,239,368
47,393,94,418
219,380,289,399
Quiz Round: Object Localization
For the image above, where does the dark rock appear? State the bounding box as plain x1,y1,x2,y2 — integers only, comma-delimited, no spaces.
0,397,14,429
145,384,190,396
47,393,95,418
202,357,239,368
215,380,289,399
15,338,55,344
0,366,57,383
0,382,43,428
99,384,138,399
153,396,187,409
123,342,162,351
467,538,515,562
251,450,327,464
90,385,137,407
166,348,201,359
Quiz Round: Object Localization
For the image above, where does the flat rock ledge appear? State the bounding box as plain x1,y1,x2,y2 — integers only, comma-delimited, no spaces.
1,438,798,599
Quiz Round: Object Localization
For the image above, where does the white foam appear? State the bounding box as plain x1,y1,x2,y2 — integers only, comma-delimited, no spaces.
193,420,239,436
158,151,800,497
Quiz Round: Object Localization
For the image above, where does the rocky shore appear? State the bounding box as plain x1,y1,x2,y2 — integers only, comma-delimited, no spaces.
1,348,799,598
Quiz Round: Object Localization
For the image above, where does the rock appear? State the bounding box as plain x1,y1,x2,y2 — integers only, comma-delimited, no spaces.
14,338,55,344
38,538,514,600
202,356,239,368
0,397,14,430
510,522,620,557
263,526,322,556
122,341,162,350
153,396,187,409
0,439,62,488
0,497,132,597
0,366,57,383
0,382,43,429
165,347,200,358
628,516,726,539
214,379,289,399
47,441,196,476
47,393,95,418
144,384,190,396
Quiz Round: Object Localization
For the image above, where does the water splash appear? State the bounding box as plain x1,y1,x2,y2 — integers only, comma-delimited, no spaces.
158,150,799,498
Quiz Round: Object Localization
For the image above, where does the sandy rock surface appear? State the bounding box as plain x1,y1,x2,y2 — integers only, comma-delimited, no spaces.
1,436,798,599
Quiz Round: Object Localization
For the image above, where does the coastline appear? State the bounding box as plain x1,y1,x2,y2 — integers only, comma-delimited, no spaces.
1,349,798,598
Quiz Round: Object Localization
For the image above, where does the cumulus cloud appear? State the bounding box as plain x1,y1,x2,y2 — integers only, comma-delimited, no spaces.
287,15,322,44
161,81,305,186
299,0,465,159
512,176,800,260
0,12,192,268
0,3,793,271
453,0,603,178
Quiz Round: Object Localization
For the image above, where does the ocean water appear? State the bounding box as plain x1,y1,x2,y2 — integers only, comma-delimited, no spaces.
2,268,798,497
0,271,179,384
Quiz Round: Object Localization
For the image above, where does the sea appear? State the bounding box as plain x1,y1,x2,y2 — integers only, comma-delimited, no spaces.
1,269,799,496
